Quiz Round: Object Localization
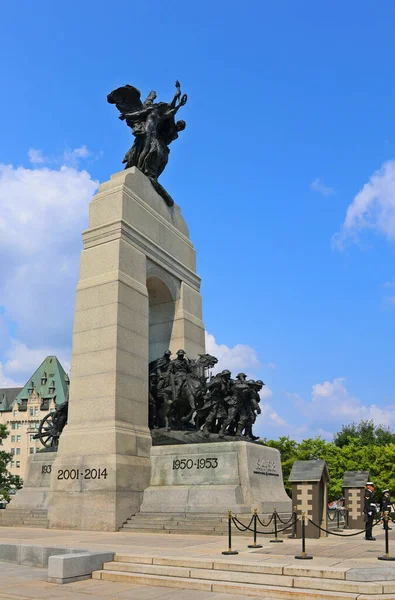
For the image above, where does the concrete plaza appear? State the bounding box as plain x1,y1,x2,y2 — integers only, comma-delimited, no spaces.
0,525,394,598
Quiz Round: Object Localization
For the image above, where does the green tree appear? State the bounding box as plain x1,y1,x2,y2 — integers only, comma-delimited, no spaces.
334,419,395,448
0,424,23,500
263,420,395,502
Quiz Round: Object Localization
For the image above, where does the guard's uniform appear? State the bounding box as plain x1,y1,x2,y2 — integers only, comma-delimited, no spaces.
364,487,378,540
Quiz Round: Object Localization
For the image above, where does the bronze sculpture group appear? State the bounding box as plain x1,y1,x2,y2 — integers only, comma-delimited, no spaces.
33,82,264,449
107,80,187,207
149,350,263,440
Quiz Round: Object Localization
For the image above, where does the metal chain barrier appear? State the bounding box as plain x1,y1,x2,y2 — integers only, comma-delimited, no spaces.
222,508,384,559
307,517,381,537
231,515,254,532
256,513,274,528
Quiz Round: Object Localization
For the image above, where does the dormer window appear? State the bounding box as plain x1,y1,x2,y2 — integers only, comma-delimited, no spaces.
41,372,47,385
28,381,34,395
48,387,55,394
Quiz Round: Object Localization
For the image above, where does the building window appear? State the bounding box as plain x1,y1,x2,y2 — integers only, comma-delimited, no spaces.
29,448,34,454
13,410,17,416
11,448,15,455
16,448,20,455
29,435,35,441
41,375,47,385
17,423,21,430
10,461,14,468
16,435,21,442
11,436,15,443
16,461,20,468
35,422,39,429
11,423,16,430
35,448,39,453
30,408,34,416
34,408,38,417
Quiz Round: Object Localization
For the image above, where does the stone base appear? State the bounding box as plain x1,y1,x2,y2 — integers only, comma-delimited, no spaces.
47,449,151,531
11,453,57,510
139,441,291,515
151,428,262,446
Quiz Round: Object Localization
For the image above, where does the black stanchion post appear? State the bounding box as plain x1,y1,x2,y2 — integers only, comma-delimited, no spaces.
378,511,395,561
344,505,350,530
334,508,344,532
222,510,239,556
288,505,298,539
270,506,283,543
248,509,263,549
295,512,313,560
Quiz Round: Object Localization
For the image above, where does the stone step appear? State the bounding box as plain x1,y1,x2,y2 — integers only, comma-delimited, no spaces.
0,508,48,528
92,569,360,599
102,560,386,595
120,512,294,536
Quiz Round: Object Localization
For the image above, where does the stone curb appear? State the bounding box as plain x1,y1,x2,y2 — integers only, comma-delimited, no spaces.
48,551,115,584
0,543,82,567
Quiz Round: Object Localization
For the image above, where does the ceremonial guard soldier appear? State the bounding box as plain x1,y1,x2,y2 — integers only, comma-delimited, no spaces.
381,489,393,530
364,481,379,540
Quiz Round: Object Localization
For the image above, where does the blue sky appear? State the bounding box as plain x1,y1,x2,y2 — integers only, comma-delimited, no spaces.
1,1,395,440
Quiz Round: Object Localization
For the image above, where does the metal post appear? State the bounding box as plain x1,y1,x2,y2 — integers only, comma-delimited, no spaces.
288,505,298,539
378,511,395,561
295,511,313,560
270,506,283,543
222,510,239,555
343,505,350,530
248,509,262,548
334,508,344,532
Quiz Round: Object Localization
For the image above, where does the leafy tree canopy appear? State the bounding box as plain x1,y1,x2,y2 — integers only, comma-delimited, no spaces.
261,420,395,500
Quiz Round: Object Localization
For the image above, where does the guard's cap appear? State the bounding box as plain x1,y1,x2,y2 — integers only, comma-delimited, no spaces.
247,379,256,385
176,349,185,356
164,350,171,356
383,489,390,493
236,372,247,378
366,481,375,486
255,380,264,386
221,369,231,376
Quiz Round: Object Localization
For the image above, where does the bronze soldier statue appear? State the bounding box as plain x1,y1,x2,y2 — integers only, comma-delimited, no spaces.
244,379,263,440
168,349,192,404
200,370,232,436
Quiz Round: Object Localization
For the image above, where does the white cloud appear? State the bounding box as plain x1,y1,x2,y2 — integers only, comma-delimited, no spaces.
266,362,276,370
0,154,98,383
28,148,45,165
333,160,395,248
310,178,335,196
0,362,21,388
293,377,395,431
205,332,261,377
259,385,273,400
3,340,70,382
28,145,94,169
62,145,91,167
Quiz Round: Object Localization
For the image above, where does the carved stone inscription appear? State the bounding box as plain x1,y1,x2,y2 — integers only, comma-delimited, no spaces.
151,451,239,486
253,458,279,477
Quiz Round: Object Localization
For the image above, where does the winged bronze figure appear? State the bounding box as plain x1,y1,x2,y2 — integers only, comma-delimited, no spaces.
107,81,187,206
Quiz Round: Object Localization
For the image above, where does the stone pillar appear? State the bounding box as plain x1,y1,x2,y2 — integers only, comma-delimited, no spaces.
289,460,330,539
47,168,205,531
343,471,369,530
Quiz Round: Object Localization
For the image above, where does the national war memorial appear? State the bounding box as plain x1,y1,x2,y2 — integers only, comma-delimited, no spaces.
10,81,292,531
